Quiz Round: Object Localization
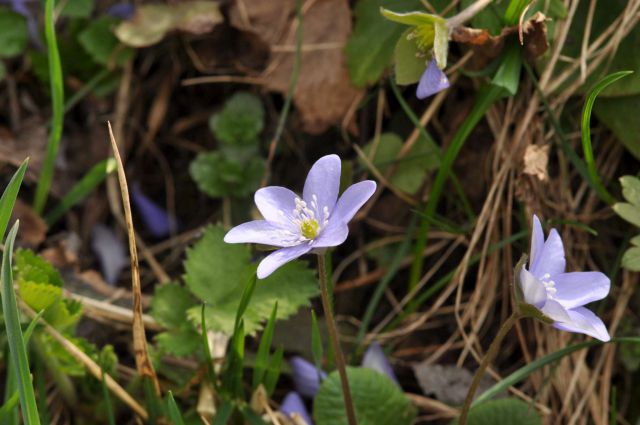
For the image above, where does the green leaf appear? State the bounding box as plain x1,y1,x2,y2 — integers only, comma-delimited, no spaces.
78,17,134,67
151,283,197,329
0,11,28,58
189,152,264,198
114,1,223,48
450,398,541,425
433,21,448,68
210,92,264,146
630,234,640,246
183,226,319,335
315,367,415,425
622,246,640,272
59,0,93,17
380,8,444,27
491,41,522,96
393,29,427,85
167,391,186,425
620,175,640,206
0,158,28,240
346,0,422,87
263,345,283,395
253,302,278,390
155,329,202,357
594,95,640,159
613,203,640,228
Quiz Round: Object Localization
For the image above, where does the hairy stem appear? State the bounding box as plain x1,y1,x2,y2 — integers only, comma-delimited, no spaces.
458,311,520,424
317,254,357,425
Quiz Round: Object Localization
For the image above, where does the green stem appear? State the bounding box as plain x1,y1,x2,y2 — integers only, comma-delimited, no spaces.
317,254,357,425
458,311,520,424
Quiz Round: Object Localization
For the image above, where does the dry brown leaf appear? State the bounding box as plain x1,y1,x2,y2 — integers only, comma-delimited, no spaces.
231,0,363,134
0,118,47,183
11,199,47,246
523,143,550,181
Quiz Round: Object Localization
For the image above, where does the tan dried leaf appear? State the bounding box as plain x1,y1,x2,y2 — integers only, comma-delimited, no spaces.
523,143,550,181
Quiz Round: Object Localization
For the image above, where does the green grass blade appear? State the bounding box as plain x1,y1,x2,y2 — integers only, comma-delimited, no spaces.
263,345,284,395
166,391,185,425
234,273,257,332
212,401,234,425
101,371,116,425
0,392,19,422
201,304,217,390
474,336,640,405
252,302,278,390
44,158,117,226
1,222,41,425
581,71,633,206
34,0,65,214
0,159,28,239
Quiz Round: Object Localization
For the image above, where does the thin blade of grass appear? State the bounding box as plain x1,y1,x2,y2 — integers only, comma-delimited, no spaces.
263,345,284,395
166,391,185,425
212,401,234,425
0,159,28,239
44,158,117,226
1,222,41,424
101,371,116,425
201,305,218,389
252,302,278,390
34,0,65,214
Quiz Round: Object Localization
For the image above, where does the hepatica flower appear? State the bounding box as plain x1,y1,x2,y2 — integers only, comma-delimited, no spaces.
517,215,611,341
224,155,376,278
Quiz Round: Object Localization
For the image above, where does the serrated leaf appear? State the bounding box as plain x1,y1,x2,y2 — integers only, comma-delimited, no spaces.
0,10,28,58
394,29,427,85
183,226,318,335
15,249,64,287
155,329,202,357
210,92,264,146
44,298,83,330
622,246,640,272
450,398,541,425
314,367,416,425
78,17,134,67
18,281,62,313
613,203,640,228
151,283,197,329
189,152,264,198
620,175,640,206
346,0,422,87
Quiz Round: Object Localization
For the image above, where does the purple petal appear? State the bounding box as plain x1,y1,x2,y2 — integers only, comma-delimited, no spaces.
257,244,312,279
362,342,399,385
553,306,610,341
131,187,177,238
552,272,610,310
529,215,545,273
224,220,298,247
312,223,348,249
416,59,450,100
530,228,566,278
255,186,299,230
91,224,127,285
290,356,326,399
303,155,341,215
107,3,135,19
280,392,313,425
519,267,547,308
331,180,376,225
540,299,572,323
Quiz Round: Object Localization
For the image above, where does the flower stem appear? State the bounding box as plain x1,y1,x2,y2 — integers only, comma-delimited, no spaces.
458,311,520,424
317,254,358,425
446,0,494,29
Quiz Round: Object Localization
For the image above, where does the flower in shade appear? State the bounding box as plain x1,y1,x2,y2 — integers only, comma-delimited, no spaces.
289,356,326,399
280,392,313,425
224,155,376,279
362,342,399,385
417,59,450,99
518,215,611,341
131,186,178,239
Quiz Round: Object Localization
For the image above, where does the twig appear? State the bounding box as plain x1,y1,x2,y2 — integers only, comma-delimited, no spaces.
446,0,494,29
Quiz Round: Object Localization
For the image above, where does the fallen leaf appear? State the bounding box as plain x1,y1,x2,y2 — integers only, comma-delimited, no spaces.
11,199,47,246
230,0,364,134
523,144,549,181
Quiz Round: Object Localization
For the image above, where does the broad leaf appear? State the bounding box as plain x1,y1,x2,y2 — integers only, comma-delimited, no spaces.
450,398,541,425
594,96,640,159
183,226,318,335
156,329,202,357
314,367,416,425
0,10,28,58
59,0,94,17
620,175,640,206
78,17,134,66
394,29,427,85
151,283,197,329
621,246,640,272
189,152,264,198
210,92,264,147
613,203,640,228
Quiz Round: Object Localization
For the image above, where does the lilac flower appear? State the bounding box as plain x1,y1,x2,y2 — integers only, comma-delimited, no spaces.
91,224,127,285
362,342,399,385
280,392,313,425
224,155,376,279
107,3,136,19
131,186,177,239
289,356,326,399
417,59,450,99
518,215,611,341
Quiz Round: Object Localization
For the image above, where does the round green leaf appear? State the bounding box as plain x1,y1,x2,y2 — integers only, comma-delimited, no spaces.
0,10,28,58
450,398,541,425
314,367,416,425
394,29,427,85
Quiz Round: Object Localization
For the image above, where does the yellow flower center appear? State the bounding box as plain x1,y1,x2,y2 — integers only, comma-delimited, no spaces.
410,24,435,52
300,219,319,239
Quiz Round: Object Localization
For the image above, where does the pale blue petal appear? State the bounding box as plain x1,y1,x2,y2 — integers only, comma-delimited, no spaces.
529,215,545,273
289,356,326,399
280,392,313,425
257,244,312,279
553,307,610,342
255,186,299,229
312,223,349,248
362,342,399,385
531,228,566,278
331,180,376,224
303,155,341,214
540,299,572,323
519,267,547,308
224,220,297,247
552,272,610,310
416,59,450,99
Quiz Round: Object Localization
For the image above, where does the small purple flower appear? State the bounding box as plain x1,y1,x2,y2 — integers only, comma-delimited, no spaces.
131,186,177,239
289,356,326,399
362,342,399,385
107,3,135,20
416,59,450,99
280,392,313,425
518,215,611,341
224,155,376,279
